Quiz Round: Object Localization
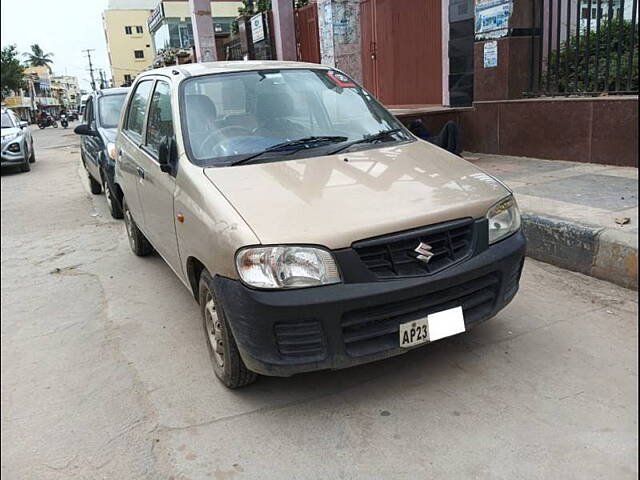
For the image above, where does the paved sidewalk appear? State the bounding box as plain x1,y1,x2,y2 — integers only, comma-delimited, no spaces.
467,153,638,289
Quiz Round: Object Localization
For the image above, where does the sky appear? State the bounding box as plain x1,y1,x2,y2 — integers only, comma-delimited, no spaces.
1,0,112,91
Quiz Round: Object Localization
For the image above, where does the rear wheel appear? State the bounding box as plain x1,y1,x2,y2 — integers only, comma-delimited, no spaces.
199,270,257,389
88,173,102,194
123,198,153,256
102,172,123,219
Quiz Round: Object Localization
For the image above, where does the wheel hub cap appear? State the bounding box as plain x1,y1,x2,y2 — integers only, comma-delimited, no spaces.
205,297,224,368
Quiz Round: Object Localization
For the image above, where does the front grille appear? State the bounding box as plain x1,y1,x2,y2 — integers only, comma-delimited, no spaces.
353,218,475,279
341,273,500,357
274,320,326,361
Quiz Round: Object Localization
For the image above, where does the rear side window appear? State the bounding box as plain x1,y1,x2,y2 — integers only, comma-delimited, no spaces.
145,81,174,156
125,80,153,139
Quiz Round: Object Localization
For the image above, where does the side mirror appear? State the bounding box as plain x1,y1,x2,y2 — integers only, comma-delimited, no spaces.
74,124,98,136
158,136,177,174
19,121,29,129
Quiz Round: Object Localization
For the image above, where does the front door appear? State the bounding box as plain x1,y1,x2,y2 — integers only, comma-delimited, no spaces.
360,0,443,106
134,79,182,275
119,79,154,225
82,97,102,180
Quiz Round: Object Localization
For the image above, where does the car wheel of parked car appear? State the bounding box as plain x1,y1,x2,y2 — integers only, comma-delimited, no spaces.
199,270,257,389
123,197,153,256
29,142,36,163
20,155,31,173
102,173,123,219
88,174,102,195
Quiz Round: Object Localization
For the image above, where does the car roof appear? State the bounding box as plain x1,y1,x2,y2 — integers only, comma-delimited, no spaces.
139,61,332,80
94,87,130,97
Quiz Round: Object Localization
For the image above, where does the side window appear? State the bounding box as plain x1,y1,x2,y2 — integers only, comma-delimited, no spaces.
125,80,153,139
84,98,94,127
145,81,174,156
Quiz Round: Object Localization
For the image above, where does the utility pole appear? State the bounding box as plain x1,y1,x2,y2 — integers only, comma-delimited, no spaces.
189,0,217,62
82,49,97,91
98,69,106,89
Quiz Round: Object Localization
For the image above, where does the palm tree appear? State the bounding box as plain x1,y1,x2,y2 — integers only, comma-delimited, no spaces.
24,44,54,71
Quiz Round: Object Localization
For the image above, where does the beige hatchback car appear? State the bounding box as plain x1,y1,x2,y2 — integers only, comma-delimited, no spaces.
114,61,526,388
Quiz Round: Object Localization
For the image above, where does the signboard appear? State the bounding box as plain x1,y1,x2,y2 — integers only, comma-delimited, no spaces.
475,0,512,40
483,40,498,67
148,3,165,32
250,13,265,44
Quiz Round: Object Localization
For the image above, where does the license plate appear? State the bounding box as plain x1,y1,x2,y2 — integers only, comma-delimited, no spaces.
399,306,465,348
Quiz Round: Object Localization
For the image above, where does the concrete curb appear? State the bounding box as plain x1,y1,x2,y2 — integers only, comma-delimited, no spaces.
521,213,638,290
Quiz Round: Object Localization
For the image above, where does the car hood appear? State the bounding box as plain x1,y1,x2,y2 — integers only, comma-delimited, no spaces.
1,127,22,140
203,140,510,249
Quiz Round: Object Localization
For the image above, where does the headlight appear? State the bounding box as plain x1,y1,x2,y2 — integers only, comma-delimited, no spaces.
486,195,521,244
235,246,341,289
107,142,118,161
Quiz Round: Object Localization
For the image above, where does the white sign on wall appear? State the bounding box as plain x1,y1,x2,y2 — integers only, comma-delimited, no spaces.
484,40,498,68
251,13,265,44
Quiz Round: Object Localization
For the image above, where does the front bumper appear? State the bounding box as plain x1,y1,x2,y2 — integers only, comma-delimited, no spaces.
214,230,526,377
1,140,26,165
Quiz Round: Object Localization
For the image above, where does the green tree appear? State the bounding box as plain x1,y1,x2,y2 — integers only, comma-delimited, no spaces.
544,19,638,93
1,45,25,100
24,44,54,71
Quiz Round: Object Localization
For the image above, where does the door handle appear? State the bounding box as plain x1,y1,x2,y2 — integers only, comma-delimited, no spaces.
136,166,145,179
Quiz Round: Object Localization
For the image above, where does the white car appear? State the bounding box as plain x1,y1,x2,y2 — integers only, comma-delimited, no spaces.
1,108,35,173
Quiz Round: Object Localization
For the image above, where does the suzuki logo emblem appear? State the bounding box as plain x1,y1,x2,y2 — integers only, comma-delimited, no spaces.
414,242,434,263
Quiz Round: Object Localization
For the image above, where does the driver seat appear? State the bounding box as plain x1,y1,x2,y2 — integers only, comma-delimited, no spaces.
185,94,218,157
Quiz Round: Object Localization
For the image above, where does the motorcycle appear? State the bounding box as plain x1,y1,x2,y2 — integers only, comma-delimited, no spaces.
38,115,58,129
60,114,68,129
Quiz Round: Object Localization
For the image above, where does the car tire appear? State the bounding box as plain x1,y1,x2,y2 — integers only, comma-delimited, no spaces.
123,197,153,256
88,173,102,194
102,172,123,219
199,270,257,389
20,156,31,173
29,142,36,163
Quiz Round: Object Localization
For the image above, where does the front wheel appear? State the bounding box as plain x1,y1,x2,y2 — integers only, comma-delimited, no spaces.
123,198,153,256
88,173,102,194
199,270,257,389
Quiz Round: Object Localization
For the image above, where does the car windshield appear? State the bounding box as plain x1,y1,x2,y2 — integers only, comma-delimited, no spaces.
181,69,410,166
1,113,15,128
98,94,127,128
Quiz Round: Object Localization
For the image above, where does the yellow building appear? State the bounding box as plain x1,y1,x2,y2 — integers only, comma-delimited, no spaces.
103,0,157,87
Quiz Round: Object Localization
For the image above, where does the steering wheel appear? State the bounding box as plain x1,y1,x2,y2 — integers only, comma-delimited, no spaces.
200,126,253,157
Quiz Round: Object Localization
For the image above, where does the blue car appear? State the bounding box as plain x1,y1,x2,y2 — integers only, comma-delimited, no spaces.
74,87,129,218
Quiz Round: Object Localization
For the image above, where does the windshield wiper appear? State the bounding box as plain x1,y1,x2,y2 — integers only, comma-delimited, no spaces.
231,136,348,166
329,128,405,155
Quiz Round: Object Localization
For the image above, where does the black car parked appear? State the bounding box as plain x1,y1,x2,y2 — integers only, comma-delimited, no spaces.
74,87,129,218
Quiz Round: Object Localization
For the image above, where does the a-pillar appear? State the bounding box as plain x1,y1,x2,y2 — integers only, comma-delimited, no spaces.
271,0,297,60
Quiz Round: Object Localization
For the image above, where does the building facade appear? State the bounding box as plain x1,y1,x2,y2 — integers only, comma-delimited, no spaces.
51,75,81,109
103,0,158,87
148,1,241,57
